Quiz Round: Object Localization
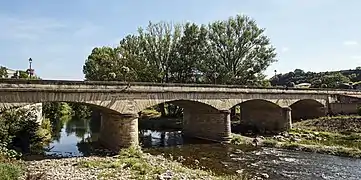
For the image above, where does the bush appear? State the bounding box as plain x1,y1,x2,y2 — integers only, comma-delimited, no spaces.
0,106,44,154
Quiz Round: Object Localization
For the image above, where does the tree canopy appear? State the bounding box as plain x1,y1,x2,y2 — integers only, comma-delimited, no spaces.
271,68,361,89
83,14,277,86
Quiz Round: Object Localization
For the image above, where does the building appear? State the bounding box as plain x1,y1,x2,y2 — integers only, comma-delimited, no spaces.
6,68,17,78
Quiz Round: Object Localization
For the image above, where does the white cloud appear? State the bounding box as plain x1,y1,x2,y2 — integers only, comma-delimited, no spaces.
0,15,67,40
343,40,358,46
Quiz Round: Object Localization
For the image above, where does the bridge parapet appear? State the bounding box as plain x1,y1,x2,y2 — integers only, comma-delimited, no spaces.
0,79,361,96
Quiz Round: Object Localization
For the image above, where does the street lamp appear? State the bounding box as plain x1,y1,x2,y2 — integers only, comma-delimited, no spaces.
212,72,219,84
274,70,277,77
28,58,34,78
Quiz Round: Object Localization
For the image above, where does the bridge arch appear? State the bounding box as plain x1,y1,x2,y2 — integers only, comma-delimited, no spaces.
290,99,326,121
232,99,290,134
137,99,230,143
137,99,220,114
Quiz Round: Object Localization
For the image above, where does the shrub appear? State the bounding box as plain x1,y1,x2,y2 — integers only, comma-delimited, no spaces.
0,106,44,154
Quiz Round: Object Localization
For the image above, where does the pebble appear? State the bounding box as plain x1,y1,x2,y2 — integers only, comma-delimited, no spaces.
19,156,131,180
261,173,269,179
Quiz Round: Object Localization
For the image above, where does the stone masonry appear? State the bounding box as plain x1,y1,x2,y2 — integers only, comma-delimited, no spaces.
99,113,139,151
1,79,361,150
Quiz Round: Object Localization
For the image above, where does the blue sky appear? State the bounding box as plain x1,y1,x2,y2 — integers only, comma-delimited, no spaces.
0,0,360,80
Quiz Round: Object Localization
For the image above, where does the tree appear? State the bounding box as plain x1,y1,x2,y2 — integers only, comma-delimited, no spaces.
168,23,209,83
203,14,277,85
0,66,8,78
83,47,124,81
321,73,350,88
137,21,182,83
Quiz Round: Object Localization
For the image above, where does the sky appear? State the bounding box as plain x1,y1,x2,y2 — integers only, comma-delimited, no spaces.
0,0,360,80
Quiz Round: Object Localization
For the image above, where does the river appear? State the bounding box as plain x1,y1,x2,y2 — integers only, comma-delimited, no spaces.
43,117,361,180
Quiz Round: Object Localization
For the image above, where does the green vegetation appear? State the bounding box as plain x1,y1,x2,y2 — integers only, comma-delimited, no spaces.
231,116,361,158
83,14,277,117
271,68,361,88
83,15,276,86
78,146,243,180
0,107,50,154
263,116,361,158
0,162,22,180
293,115,361,133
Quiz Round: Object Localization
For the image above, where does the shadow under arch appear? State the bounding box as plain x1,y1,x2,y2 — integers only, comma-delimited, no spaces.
138,99,230,144
138,99,220,115
290,99,326,121
232,99,286,134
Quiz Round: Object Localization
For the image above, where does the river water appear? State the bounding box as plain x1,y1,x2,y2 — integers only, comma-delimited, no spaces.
44,117,361,180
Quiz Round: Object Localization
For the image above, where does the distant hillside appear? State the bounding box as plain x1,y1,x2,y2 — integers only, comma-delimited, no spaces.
270,67,361,88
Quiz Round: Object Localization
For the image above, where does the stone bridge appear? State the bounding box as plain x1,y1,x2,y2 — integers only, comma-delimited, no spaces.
1,79,360,151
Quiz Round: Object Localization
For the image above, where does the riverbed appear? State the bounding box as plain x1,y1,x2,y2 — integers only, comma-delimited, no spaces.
41,117,361,180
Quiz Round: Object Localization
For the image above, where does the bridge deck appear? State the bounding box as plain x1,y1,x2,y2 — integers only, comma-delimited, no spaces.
0,79,360,95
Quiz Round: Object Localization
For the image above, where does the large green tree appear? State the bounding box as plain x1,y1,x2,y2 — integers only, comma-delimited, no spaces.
168,23,209,83
136,21,182,83
203,15,277,84
83,47,123,81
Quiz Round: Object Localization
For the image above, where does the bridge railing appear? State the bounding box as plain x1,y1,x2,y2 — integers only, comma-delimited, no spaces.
0,78,360,92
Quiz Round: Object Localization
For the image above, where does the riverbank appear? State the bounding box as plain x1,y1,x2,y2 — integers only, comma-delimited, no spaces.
12,146,243,180
232,115,361,158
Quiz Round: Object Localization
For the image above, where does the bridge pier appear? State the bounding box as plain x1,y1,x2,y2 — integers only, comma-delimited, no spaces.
99,113,139,151
183,109,231,142
282,107,292,130
240,106,292,133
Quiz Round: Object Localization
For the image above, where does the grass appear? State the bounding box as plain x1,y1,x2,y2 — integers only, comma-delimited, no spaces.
0,162,22,180
266,116,361,158
293,115,361,133
231,115,361,158
0,154,23,180
78,146,245,180
139,108,161,118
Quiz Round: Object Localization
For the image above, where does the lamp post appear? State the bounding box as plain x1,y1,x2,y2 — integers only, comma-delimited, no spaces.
28,58,33,78
274,70,277,77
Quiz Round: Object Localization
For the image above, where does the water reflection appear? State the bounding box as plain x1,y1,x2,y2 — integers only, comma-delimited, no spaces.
46,115,101,157
139,130,209,148
44,117,361,180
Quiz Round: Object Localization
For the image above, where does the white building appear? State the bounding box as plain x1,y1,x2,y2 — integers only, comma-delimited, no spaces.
6,68,17,78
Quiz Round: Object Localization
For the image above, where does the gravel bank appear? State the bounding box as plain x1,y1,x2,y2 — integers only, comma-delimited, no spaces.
20,156,132,180
19,153,238,180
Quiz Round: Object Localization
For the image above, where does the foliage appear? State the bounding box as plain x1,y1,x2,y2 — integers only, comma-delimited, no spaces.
293,115,361,133
271,68,361,88
42,102,71,120
83,47,123,81
68,103,91,120
204,15,277,85
83,14,276,116
0,163,22,180
83,14,276,86
0,106,45,154
0,66,8,78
